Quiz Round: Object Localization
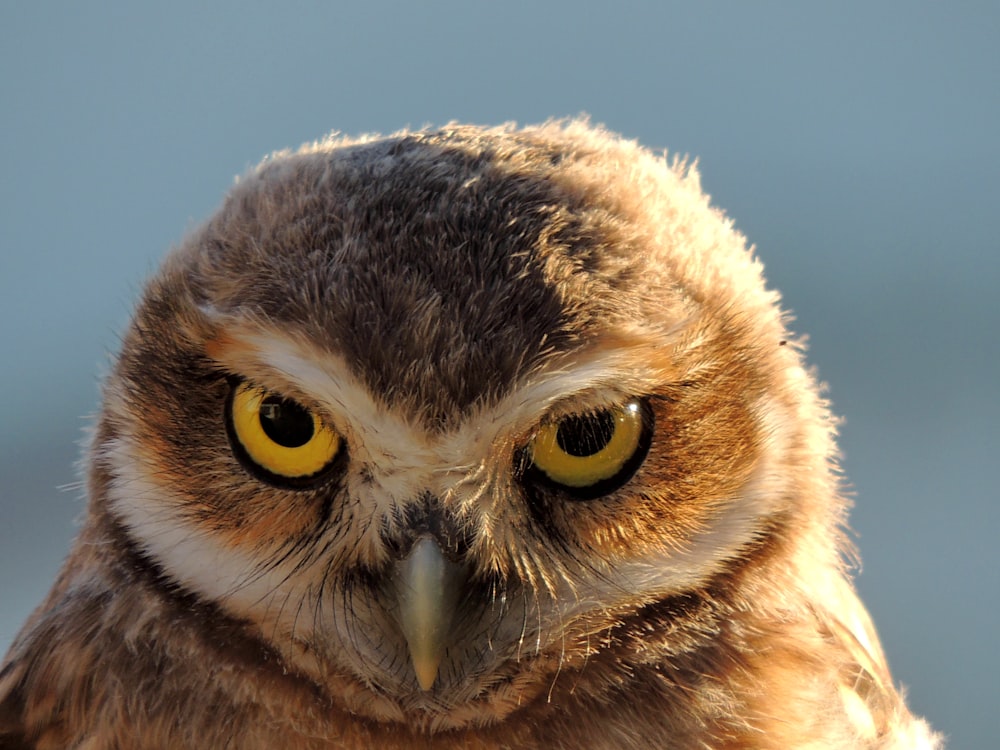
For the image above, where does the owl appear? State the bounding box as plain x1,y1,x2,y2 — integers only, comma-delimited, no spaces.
1,120,941,749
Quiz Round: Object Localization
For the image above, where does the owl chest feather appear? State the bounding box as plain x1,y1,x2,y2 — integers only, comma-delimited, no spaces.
1,538,931,750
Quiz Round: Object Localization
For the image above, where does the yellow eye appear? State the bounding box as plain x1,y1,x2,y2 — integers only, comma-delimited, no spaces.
226,382,342,483
527,399,651,498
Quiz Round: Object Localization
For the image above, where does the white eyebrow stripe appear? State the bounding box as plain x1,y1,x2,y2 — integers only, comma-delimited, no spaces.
215,324,674,483
450,346,672,441
242,331,429,459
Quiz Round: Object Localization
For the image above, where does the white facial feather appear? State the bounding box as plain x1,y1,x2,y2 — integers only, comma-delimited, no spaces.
107,318,795,654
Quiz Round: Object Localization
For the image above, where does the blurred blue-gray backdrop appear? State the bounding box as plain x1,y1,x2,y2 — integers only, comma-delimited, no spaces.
2,2,996,745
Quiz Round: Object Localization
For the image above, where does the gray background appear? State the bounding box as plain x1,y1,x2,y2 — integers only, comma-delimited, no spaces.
2,3,996,745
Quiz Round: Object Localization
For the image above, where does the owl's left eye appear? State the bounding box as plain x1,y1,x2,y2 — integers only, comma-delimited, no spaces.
226,381,343,486
524,398,653,499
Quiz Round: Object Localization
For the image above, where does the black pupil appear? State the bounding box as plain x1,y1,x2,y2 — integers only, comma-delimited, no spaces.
259,396,315,448
556,410,616,457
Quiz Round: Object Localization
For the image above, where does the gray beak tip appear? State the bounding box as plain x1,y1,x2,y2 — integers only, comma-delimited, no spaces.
393,536,465,691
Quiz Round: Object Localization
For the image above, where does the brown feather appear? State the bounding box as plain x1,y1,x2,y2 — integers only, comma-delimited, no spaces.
1,120,941,749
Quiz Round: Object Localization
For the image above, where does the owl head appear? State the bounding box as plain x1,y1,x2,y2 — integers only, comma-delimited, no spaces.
94,121,840,728
2,121,940,748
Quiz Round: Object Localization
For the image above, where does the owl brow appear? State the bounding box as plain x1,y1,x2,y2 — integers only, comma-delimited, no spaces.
219,371,319,411
531,387,654,423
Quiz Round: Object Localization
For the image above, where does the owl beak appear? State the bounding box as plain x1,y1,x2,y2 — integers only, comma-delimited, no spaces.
392,535,465,691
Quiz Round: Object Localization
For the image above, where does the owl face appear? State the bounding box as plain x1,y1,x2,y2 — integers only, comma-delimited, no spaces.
96,124,826,730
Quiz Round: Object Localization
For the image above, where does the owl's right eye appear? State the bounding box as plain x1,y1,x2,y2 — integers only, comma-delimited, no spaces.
226,381,343,486
523,398,653,500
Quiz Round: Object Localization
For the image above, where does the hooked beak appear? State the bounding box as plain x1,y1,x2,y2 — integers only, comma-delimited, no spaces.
392,536,466,691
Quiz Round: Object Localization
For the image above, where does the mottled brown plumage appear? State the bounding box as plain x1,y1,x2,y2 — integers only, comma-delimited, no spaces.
0,121,940,748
